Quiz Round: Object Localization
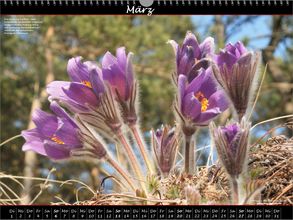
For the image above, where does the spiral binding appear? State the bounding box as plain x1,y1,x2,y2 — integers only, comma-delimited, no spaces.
2,0,290,6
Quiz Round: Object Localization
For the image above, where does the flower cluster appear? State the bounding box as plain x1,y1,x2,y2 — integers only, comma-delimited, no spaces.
170,32,229,174
23,47,144,192
169,32,260,204
21,31,260,204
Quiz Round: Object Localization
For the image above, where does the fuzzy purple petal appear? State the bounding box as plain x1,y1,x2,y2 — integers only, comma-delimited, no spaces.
196,108,221,125
185,69,206,94
22,141,47,156
103,65,127,100
214,51,238,69
55,118,81,147
47,81,87,112
22,128,43,142
178,74,187,108
182,92,202,120
22,129,47,155
84,61,99,71
32,109,58,138
43,140,71,160
207,90,229,111
89,68,105,96
196,68,218,98
234,41,247,55
222,124,240,144
47,81,71,100
67,57,90,82
183,32,200,58
102,52,117,69
116,47,127,71
63,82,99,107
21,129,38,140
199,37,214,58
237,52,253,67
49,101,77,127
178,50,194,76
215,41,249,69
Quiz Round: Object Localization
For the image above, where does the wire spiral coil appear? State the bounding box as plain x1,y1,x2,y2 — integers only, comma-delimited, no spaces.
3,0,290,6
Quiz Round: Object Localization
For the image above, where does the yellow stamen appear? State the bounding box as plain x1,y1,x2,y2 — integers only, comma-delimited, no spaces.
81,80,92,88
51,135,65,145
194,91,209,112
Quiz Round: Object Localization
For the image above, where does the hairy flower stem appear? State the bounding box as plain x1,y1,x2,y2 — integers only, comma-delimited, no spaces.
184,134,195,174
130,124,154,175
105,155,137,192
116,131,147,194
231,177,239,204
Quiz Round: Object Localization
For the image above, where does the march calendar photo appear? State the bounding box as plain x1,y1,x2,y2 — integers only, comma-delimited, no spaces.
0,1,292,219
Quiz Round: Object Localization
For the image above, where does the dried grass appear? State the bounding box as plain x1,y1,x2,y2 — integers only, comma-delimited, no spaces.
87,134,292,205
0,135,292,205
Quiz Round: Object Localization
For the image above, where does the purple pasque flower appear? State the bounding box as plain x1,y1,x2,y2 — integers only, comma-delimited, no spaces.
210,119,251,178
212,41,260,121
21,102,82,160
169,31,214,82
102,47,134,101
152,125,179,176
176,67,228,133
22,102,107,160
102,47,137,125
47,56,105,113
48,56,123,138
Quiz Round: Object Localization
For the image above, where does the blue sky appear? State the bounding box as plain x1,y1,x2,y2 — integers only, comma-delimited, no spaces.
191,15,287,58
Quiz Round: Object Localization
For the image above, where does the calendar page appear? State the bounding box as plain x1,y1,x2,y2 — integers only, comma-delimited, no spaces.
1,1,292,219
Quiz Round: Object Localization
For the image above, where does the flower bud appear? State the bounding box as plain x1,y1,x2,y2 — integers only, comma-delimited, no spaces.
210,118,251,178
212,42,260,121
152,125,180,176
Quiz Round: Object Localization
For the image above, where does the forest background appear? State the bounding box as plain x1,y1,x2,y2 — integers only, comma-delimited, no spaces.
1,15,292,204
